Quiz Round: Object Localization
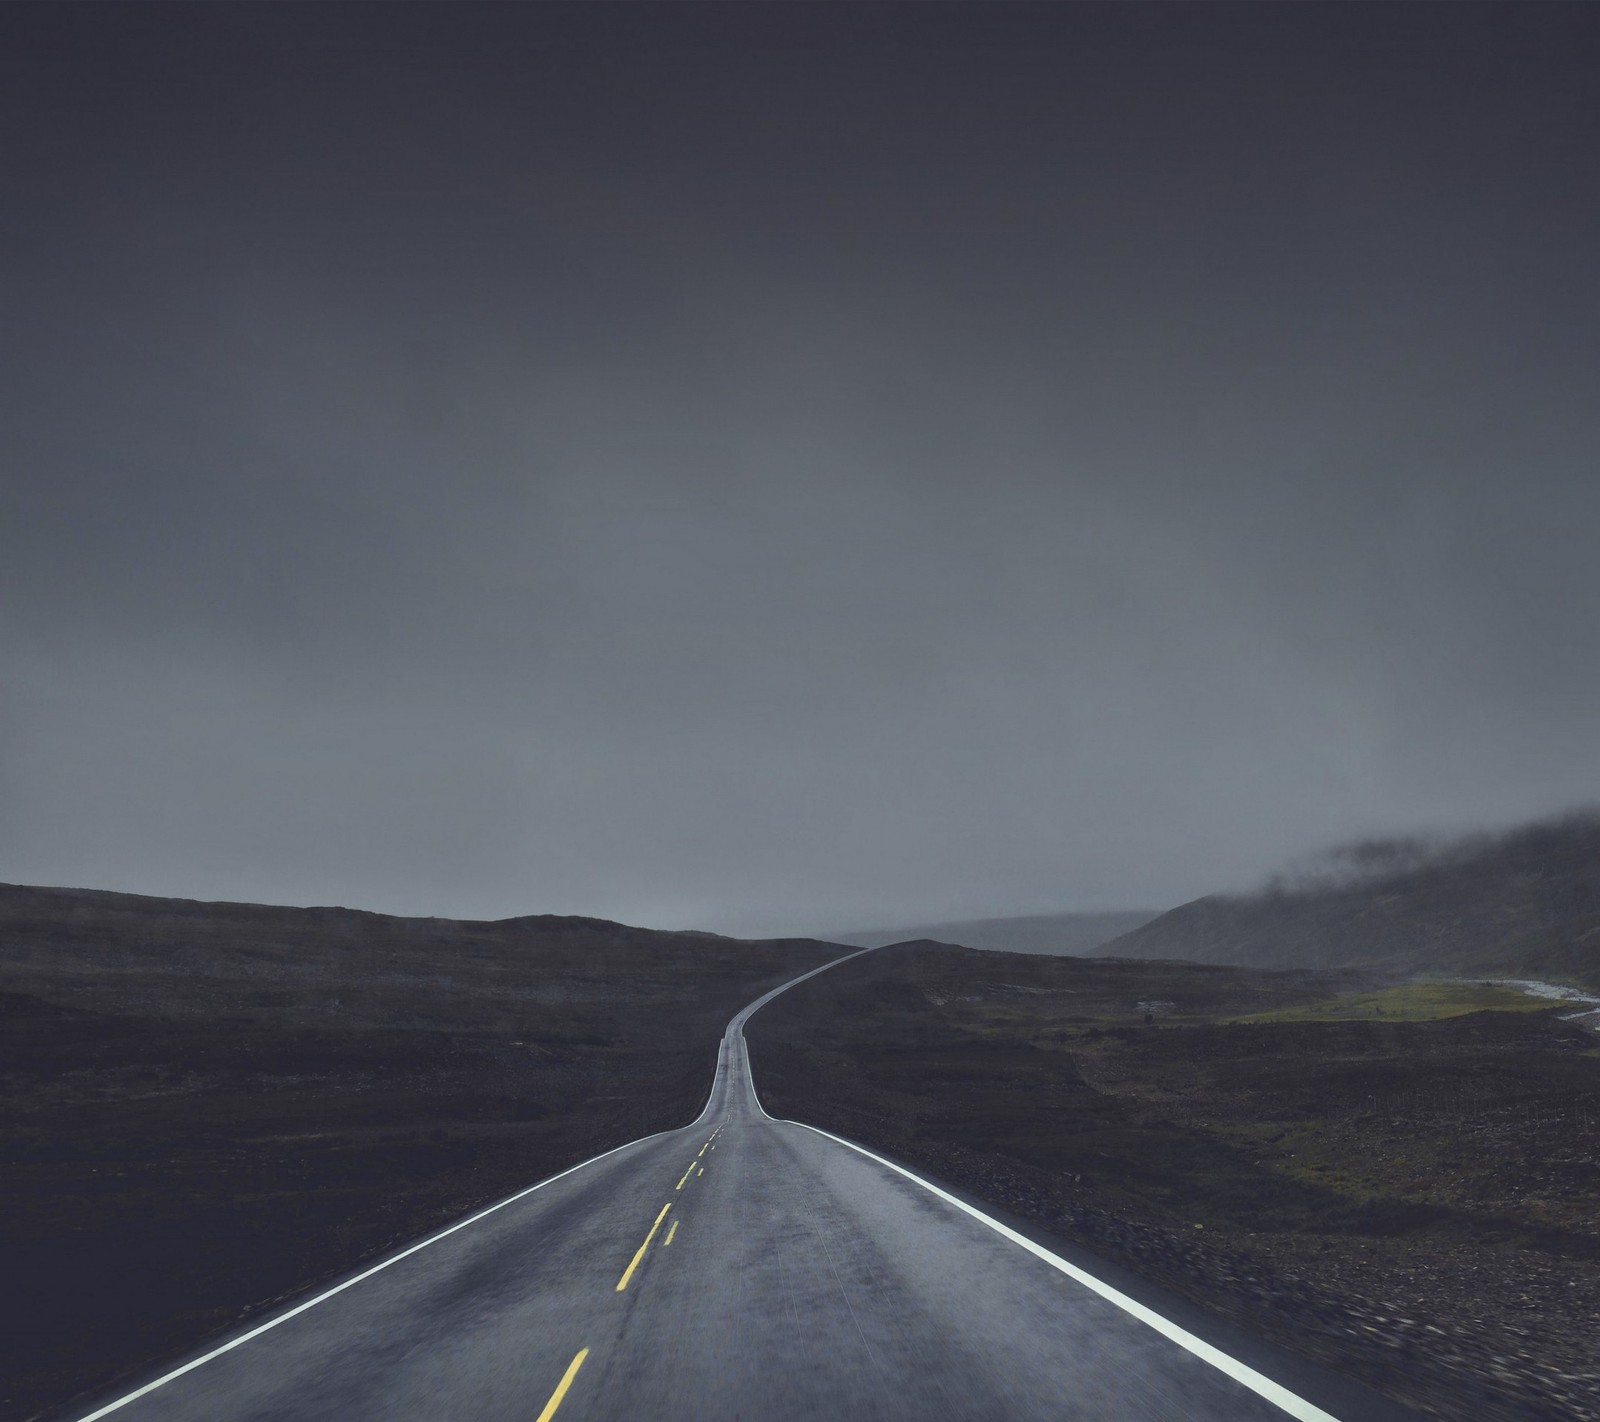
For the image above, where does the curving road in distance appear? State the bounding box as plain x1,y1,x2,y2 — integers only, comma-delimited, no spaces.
72,950,1421,1422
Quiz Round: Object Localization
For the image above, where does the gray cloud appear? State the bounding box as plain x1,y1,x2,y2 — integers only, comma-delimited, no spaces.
3,3,1598,935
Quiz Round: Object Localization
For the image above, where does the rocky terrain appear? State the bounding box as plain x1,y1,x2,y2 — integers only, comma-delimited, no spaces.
0,883,838,1421
745,941,1600,1422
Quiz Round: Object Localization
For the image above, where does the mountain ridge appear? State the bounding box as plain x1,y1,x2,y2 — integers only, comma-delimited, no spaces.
1098,812,1600,989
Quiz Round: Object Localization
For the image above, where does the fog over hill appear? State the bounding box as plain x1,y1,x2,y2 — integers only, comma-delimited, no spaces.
832,910,1159,957
1099,811,1600,989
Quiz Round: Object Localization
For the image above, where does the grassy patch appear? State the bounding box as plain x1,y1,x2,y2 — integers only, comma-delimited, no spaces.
1224,980,1553,1023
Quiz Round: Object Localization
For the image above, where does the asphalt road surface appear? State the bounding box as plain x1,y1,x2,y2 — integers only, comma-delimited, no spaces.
74,953,1421,1422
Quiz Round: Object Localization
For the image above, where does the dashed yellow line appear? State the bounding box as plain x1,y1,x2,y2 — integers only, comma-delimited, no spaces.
664,1219,679,1247
696,1164,704,1177
616,1203,672,1291
534,1347,589,1422
675,1162,696,1190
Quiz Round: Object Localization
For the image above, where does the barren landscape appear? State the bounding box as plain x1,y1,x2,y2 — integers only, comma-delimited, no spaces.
0,884,835,1421
745,942,1600,1422
9,868,1600,1421
7,3,1600,1419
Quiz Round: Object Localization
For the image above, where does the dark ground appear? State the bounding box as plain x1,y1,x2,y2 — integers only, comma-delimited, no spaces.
0,884,837,1422
745,942,1600,1422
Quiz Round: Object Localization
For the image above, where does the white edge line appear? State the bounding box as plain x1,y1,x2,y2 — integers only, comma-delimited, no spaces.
738,979,1339,1422
77,946,870,1421
72,1129,671,1421
782,1119,1342,1422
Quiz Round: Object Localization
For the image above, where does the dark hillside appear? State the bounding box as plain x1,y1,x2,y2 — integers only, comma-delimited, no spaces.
832,910,1159,955
1100,813,1600,988
0,883,838,1421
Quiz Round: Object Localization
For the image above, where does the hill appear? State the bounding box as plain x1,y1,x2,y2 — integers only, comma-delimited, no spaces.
833,909,1159,956
0,882,839,1421
1099,813,1600,989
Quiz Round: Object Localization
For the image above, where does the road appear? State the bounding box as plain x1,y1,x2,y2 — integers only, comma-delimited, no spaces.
75,953,1418,1422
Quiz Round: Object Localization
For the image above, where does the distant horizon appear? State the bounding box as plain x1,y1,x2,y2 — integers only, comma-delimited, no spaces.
9,802,1594,942
0,871,1160,942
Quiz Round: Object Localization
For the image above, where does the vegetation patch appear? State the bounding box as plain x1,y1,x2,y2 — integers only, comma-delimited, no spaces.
1225,980,1555,1024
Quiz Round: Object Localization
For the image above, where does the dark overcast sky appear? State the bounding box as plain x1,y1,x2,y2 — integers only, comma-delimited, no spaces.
3,2,1598,936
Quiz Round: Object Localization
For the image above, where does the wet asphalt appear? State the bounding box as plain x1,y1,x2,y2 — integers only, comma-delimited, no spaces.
74,956,1424,1422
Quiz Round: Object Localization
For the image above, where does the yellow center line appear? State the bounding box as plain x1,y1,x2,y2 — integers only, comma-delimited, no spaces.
534,1347,589,1422
664,1218,679,1246
696,1164,704,1176
697,1141,709,1157
675,1162,696,1190
615,1203,672,1291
